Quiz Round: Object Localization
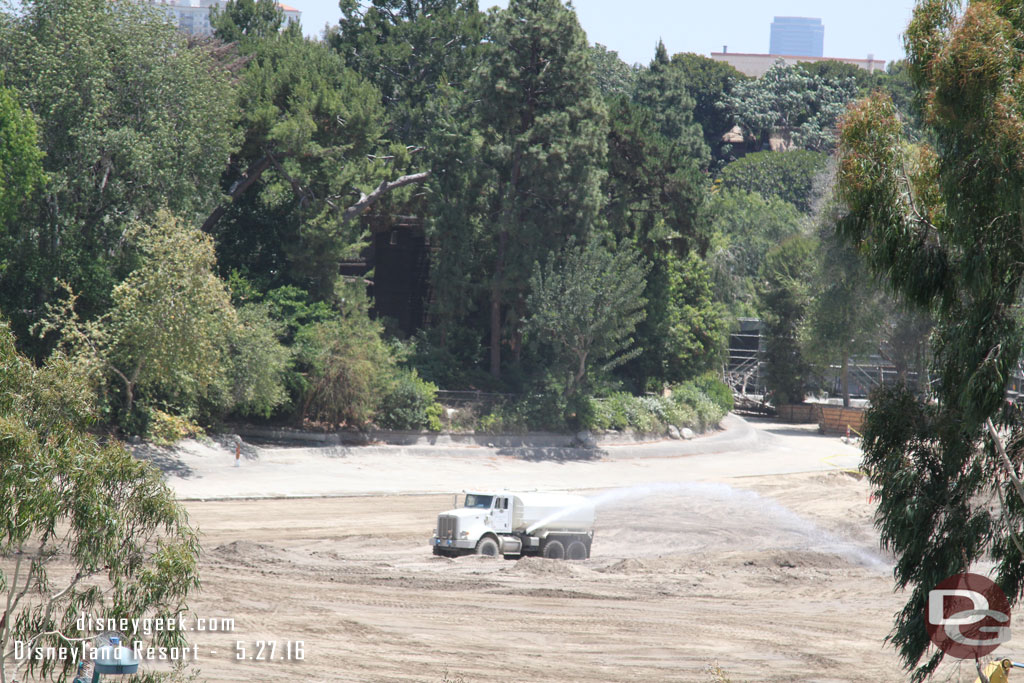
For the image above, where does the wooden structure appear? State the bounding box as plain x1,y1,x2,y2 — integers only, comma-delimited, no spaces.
817,405,865,435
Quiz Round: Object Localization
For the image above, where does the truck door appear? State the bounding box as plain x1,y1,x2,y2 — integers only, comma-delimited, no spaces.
490,496,511,532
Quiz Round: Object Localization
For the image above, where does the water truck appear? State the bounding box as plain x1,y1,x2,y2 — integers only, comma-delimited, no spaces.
431,491,595,560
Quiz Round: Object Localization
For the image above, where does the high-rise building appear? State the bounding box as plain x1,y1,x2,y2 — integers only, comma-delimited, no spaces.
146,0,301,37
769,16,824,57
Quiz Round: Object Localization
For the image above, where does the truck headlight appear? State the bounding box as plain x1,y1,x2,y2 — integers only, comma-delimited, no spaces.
460,531,469,538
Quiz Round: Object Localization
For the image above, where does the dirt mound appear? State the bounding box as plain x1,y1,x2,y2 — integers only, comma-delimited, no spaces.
725,550,851,570
596,558,653,574
505,555,580,577
209,540,289,566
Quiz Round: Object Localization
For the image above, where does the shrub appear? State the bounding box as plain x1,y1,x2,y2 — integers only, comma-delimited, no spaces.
145,406,203,446
295,313,393,428
378,369,443,431
692,372,734,413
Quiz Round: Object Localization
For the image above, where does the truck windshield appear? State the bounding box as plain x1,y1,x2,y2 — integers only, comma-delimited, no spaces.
464,494,493,509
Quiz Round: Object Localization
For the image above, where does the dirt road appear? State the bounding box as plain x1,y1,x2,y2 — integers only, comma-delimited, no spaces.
145,417,953,682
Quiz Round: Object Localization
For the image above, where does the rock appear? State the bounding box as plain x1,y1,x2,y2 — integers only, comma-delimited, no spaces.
681,427,695,440
667,425,681,440
487,442,495,448
575,430,596,448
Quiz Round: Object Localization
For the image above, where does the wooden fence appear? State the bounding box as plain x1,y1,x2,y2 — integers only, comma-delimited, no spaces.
817,405,865,435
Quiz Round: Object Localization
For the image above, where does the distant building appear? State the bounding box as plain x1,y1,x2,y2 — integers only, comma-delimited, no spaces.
770,17,824,58
145,0,301,37
710,52,886,78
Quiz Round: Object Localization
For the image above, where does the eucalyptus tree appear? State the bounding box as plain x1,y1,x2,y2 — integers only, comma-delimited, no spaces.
0,323,199,683
835,1,1024,677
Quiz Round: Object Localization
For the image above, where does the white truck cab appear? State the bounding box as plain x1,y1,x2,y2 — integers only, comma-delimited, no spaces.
432,491,595,560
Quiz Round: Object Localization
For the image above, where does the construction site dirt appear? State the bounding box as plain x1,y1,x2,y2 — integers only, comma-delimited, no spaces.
135,419,1008,681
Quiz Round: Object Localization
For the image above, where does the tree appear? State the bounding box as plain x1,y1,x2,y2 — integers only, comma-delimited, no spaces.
210,0,287,42
330,0,485,145
705,189,804,315
834,2,1024,677
719,62,859,152
0,322,198,683
0,0,240,356
757,234,816,405
718,149,829,213
670,52,747,164
0,86,43,225
473,0,608,378
633,42,708,165
36,211,238,427
526,239,647,397
590,43,636,97
803,208,885,407
207,30,429,298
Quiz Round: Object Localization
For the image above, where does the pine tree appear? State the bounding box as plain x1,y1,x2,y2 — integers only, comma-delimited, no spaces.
471,0,608,378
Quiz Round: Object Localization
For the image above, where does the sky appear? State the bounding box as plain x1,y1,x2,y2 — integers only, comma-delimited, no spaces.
288,1,919,68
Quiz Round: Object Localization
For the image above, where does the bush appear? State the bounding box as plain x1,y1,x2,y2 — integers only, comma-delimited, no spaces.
378,369,443,431
295,312,394,428
145,406,203,446
692,372,734,413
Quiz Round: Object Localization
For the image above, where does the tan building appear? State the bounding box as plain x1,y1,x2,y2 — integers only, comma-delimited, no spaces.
146,0,301,36
710,51,886,78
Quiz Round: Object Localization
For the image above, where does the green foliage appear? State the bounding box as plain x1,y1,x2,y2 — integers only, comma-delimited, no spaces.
295,294,395,428
669,52,747,164
803,206,885,406
0,322,199,681
379,369,443,431
36,211,237,426
690,372,734,413
330,0,485,144
590,43,637,97
705,188,804,315
0,0,239,351
603,93,708,255
227,303,292,419
633,42,709,164
215,31,392,298
718,150,829,213
145,407,204,447
834,2,1024,676
526,239,648,396
757,235,817,406
211,0,286,43
0,86,43,225
719,62,859,152
587,386,726,434
473,0,609,377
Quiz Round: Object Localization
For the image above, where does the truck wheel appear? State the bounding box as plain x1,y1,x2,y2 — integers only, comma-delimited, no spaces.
475,537,500,557
541,539,565,559
566,540,588,560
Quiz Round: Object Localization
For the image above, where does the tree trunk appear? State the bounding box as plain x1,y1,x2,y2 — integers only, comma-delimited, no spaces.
841,356,850,408
489,230,507,379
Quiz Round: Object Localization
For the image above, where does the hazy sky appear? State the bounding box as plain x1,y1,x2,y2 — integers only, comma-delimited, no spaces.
288,1,918,67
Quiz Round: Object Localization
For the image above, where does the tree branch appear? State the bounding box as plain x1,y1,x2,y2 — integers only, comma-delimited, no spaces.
339,171,430,226
987,418,1024,510
199,155,274,233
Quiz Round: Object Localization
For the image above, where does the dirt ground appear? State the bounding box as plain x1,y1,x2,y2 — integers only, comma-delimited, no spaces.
48,418,1021,682
175,455,921,682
